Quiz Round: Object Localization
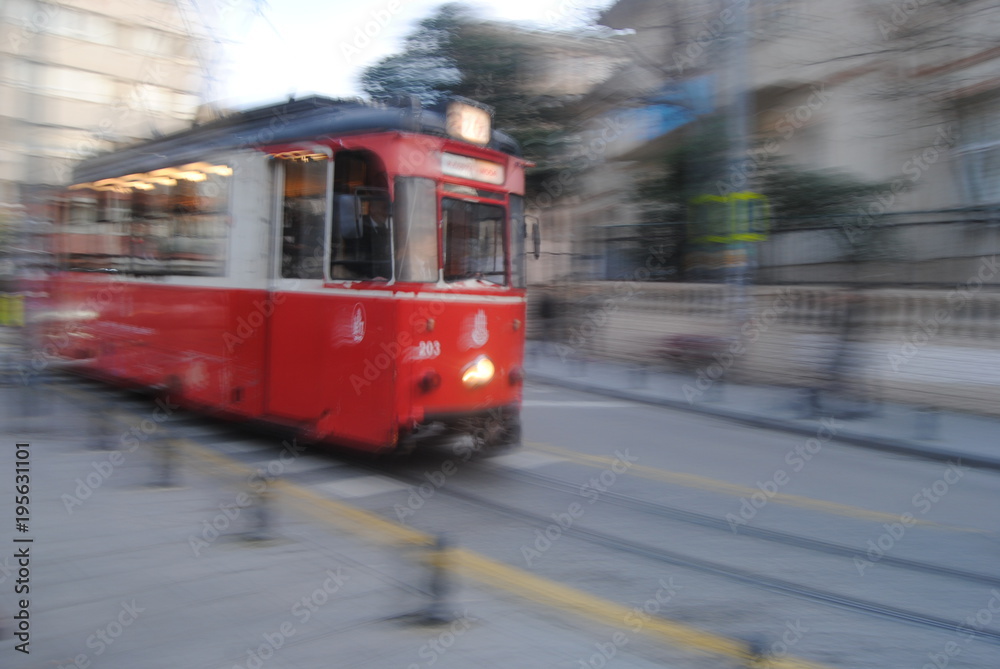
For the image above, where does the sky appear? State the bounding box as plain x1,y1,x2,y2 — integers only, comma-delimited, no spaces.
217,0,615,109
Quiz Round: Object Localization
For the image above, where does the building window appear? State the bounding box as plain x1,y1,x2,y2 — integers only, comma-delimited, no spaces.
957,96,1000,205
42,66,115,104
48,7,116,46
132,28,174,56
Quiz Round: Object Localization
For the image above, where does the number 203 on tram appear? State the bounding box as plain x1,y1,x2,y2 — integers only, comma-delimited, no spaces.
46,96,533,454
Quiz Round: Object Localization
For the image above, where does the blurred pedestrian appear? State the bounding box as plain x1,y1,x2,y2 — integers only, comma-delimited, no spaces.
806,288,876,417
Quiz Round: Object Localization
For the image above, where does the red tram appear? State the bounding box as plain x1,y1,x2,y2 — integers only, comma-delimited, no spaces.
43,96,532,454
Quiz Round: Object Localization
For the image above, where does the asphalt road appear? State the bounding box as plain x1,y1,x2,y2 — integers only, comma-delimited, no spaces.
6,375,999,669
381,381,1000,669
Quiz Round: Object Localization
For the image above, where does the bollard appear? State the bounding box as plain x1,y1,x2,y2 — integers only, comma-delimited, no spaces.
1,355,14,421
914,405,940,441
18,368,39,420
146,385,179,486
743,636,769,667
151,438,177,488
244,487,272,542
88,397,113,450
798,386,822,419
421,534,452,624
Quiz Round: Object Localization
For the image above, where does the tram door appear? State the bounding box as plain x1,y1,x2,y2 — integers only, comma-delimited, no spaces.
264,155,331,424
264,153,398,448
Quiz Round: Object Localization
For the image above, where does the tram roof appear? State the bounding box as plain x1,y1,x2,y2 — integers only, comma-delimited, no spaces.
72,96,522,183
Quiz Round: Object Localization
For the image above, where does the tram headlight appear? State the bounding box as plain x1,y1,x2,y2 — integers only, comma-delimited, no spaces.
461,356,495,388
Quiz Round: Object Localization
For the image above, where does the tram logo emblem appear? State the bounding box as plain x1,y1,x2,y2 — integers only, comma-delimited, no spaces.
352,304,366,343
461,309,489,350
472,310,489,347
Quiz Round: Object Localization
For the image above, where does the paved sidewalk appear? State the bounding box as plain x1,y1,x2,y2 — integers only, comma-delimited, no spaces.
0,383,719,669
525,344,1000,471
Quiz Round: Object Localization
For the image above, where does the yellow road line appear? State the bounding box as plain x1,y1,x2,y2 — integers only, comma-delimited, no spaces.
178,438,833,669
53,383,975,533
178,439,430,545
527,441,984,534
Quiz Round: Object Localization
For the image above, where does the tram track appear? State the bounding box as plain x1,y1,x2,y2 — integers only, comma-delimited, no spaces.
39,376,1000,647
371,460,1000,646
464,462,1000,589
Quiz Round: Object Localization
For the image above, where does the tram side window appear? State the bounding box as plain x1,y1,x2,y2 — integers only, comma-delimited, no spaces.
64,191,99,270
442,199,507,285
163,173,230,276
129,182,171,274
97,190,130,272
281,159,327,279
64,163,232,276
329,152,393,281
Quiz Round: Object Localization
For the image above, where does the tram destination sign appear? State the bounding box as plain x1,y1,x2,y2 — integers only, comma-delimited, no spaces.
446,100,491,145
441,153,505,185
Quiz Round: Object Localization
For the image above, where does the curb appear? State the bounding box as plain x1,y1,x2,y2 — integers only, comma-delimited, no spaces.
527,372,1000,472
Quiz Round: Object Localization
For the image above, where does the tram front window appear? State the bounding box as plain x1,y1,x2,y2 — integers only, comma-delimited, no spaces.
442,198,506,285
393,177,437,283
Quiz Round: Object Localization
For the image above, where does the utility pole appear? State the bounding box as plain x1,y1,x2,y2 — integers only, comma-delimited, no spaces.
724,0,754,333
